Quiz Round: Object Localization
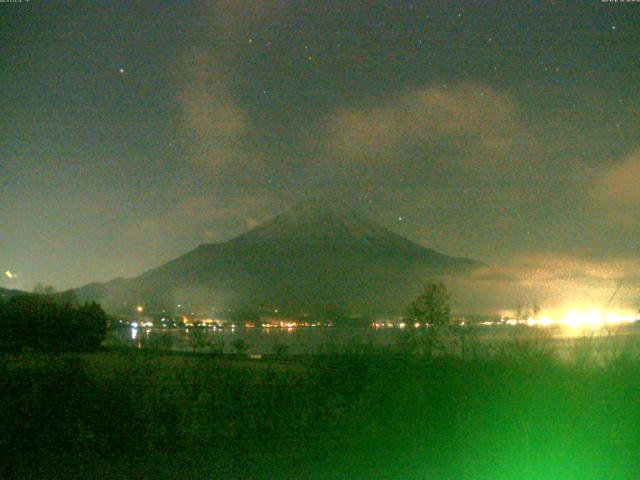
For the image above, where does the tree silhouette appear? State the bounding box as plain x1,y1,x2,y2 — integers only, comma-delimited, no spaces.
406,281,451,327
400,281,454,356
33,283,56,295
0,294,107,352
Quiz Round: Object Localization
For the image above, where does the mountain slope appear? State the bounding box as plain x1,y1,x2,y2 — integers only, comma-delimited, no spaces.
75,201,481,317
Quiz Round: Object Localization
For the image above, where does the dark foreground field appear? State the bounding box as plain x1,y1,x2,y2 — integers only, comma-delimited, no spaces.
2,343,640,480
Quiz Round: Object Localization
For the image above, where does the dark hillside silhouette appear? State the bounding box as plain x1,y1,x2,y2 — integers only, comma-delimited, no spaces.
0,293,107,352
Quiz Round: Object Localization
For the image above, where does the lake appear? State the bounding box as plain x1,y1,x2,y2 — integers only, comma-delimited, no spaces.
105,322,640,357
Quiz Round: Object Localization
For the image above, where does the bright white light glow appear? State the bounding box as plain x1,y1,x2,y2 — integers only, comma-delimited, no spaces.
4,270,15,279
523,309,637,329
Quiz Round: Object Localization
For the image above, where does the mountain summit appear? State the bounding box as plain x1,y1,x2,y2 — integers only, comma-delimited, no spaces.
234,200,416,251
76,201,480,317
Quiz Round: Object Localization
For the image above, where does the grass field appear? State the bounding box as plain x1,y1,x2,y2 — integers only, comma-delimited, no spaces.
2,337,640,479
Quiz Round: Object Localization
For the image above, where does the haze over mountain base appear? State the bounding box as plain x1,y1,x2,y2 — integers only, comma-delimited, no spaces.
75,201,480,318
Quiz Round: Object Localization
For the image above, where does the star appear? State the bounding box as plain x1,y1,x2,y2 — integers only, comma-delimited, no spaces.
119,68,125,74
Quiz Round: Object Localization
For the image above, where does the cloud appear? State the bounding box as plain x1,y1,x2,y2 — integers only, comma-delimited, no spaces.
176,0,298,174
124,194,276,248
448,253,640,314
176,50,252,172
314,82,605,262
325,83,534,168
593,149,640,221
207,0,290,40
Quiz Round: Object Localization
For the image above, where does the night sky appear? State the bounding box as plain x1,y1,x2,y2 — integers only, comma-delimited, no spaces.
1,1,639,310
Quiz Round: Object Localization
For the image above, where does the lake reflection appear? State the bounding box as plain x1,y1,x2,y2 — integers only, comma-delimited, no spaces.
105,323,640,357
108,326,405,355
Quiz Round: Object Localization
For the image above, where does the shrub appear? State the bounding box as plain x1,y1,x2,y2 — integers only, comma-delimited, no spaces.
0,294,107,352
